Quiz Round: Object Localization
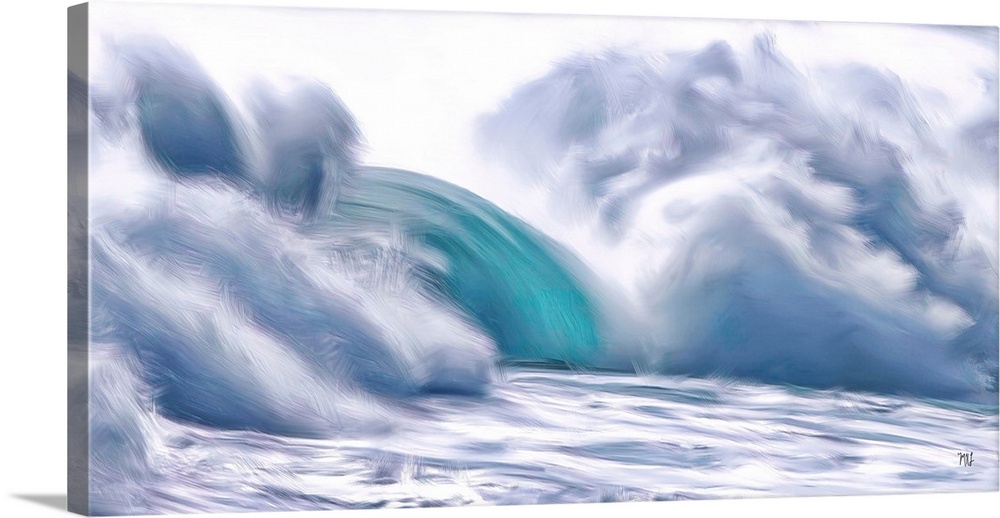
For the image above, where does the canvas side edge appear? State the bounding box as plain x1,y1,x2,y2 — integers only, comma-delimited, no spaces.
68,3,90,516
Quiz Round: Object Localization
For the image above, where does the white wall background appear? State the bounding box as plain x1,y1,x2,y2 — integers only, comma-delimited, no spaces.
1,1,997,517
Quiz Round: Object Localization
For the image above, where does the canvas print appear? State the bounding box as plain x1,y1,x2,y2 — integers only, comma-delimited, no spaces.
68,1,999,515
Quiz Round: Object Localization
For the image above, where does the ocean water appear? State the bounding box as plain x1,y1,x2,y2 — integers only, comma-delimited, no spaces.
76,6,1000,516
93,365,998,514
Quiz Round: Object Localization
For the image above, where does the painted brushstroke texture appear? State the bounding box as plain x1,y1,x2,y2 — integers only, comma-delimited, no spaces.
477,34,999,403
83,11,998,515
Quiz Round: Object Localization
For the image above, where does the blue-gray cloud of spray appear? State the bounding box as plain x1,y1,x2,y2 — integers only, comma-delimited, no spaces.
477,33,999,403
89,37,495,450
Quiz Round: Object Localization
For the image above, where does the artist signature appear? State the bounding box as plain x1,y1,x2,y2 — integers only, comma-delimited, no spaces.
957,451,974,467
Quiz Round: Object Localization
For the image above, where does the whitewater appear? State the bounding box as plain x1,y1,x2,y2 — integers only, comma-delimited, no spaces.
76,7,999,515
90,362,998,514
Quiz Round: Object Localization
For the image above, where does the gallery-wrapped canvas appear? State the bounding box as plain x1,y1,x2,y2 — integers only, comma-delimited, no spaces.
68,1,999,516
